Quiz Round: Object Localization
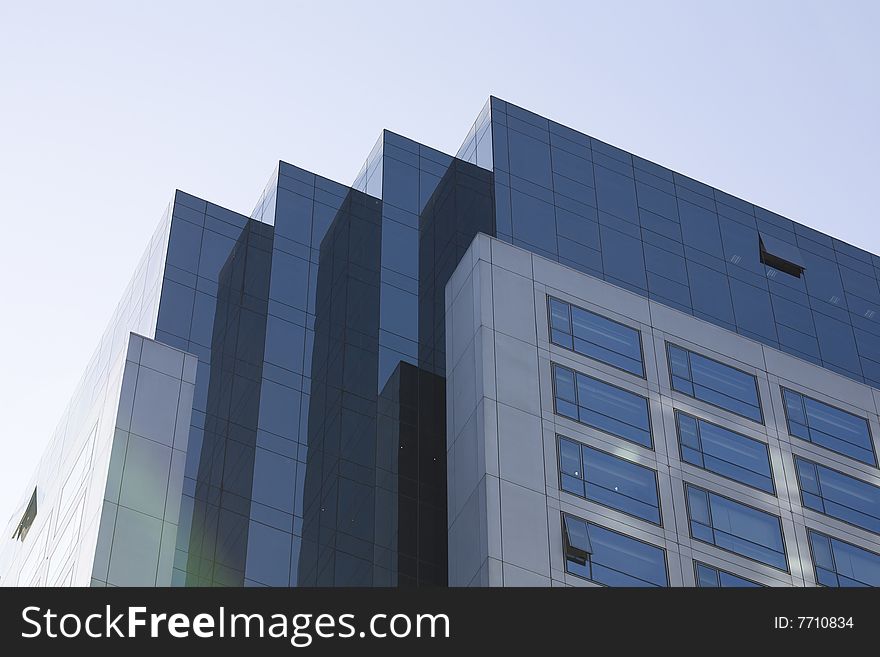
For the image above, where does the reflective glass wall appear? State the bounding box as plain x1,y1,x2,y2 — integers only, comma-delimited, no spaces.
489,97,880,386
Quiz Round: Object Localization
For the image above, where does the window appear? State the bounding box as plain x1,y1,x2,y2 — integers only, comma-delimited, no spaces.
675,411,775,494
552,363,652,448
558,436,661,524
809,529,880,587
685,484,787,571
562,514,668,587
548,297,644,377
759,233,805,278
795,456,880,534
694,561,763,587
782,388,876,466
13,488,37,541
667,343,763,423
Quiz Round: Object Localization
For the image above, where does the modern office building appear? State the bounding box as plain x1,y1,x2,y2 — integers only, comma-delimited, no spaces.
3,97,880,587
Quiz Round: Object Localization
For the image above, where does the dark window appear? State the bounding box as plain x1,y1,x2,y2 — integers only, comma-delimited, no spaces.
548,297,644,376
808,529,880,587
759,233,805,278
562,513,668,587
558,436,661,524
685,484,787,571
13,488,37,541
667,344,763,423
552,363,652,448
675,411,775,494
694,561,763,587
795,456,880,534
782,388,876,466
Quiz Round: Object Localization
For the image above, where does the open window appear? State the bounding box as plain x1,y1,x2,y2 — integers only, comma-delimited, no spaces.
759,233,805,278
562,514,592,566
13,488,37,541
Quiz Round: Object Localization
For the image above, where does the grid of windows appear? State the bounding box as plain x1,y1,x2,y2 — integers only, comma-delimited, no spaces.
548,297,644,376
795,456,880,535
685,484,787,571
558,436,661,524
809,529,880,587
552,363,652,448
675,411,775,494
782,388,877,466
562,514,668,587
694,561,763,587
667,344,763,423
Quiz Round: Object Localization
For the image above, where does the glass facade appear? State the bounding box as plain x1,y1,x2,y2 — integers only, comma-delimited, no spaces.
5,95,880,589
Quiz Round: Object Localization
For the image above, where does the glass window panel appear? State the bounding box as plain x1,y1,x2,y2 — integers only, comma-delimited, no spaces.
782,388,876,465
667,344,762,422
563,515,667,587
808,530,880,587
600,226,647,291
558,438,660,524
548,297,644,376
553,365,576,403
676,411,774,494
558,437,582,476
695,562,762,587
565,368,652,448
686,484,787,571
795,457,880,534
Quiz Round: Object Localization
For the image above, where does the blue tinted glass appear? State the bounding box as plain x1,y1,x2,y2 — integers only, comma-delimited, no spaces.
594,165,637,222
795,457,880,534
718,570,762,587
695,563,719,587
676,412,774,493
548,297,644,376
695,562,761,587
507,128,552,188
510,189,558,253
558,437,660,524
689,262,735,325
601,227,647,291
782,388,876,465
686,484,787,571
564,515,667,587
667,344,762,422
552,364,652,448
808,530,880,587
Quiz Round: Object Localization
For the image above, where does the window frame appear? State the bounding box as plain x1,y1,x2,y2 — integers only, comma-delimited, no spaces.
665,341,764,424
693,560,764,588
780,386,877,467
793,455,880,536
556,434,662,526
551,361,654,449
684,482,789,573
807,528,880,588
674,409,776,495
547,295,646,378
561,512,669,587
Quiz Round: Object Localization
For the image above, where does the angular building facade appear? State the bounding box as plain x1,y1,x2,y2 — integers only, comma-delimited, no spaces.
3,97,880,587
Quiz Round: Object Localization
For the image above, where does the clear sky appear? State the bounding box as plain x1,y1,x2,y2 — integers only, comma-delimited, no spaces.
0,1,878,525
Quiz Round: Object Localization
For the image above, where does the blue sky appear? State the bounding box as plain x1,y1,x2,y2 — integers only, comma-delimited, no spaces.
0,0,878,523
